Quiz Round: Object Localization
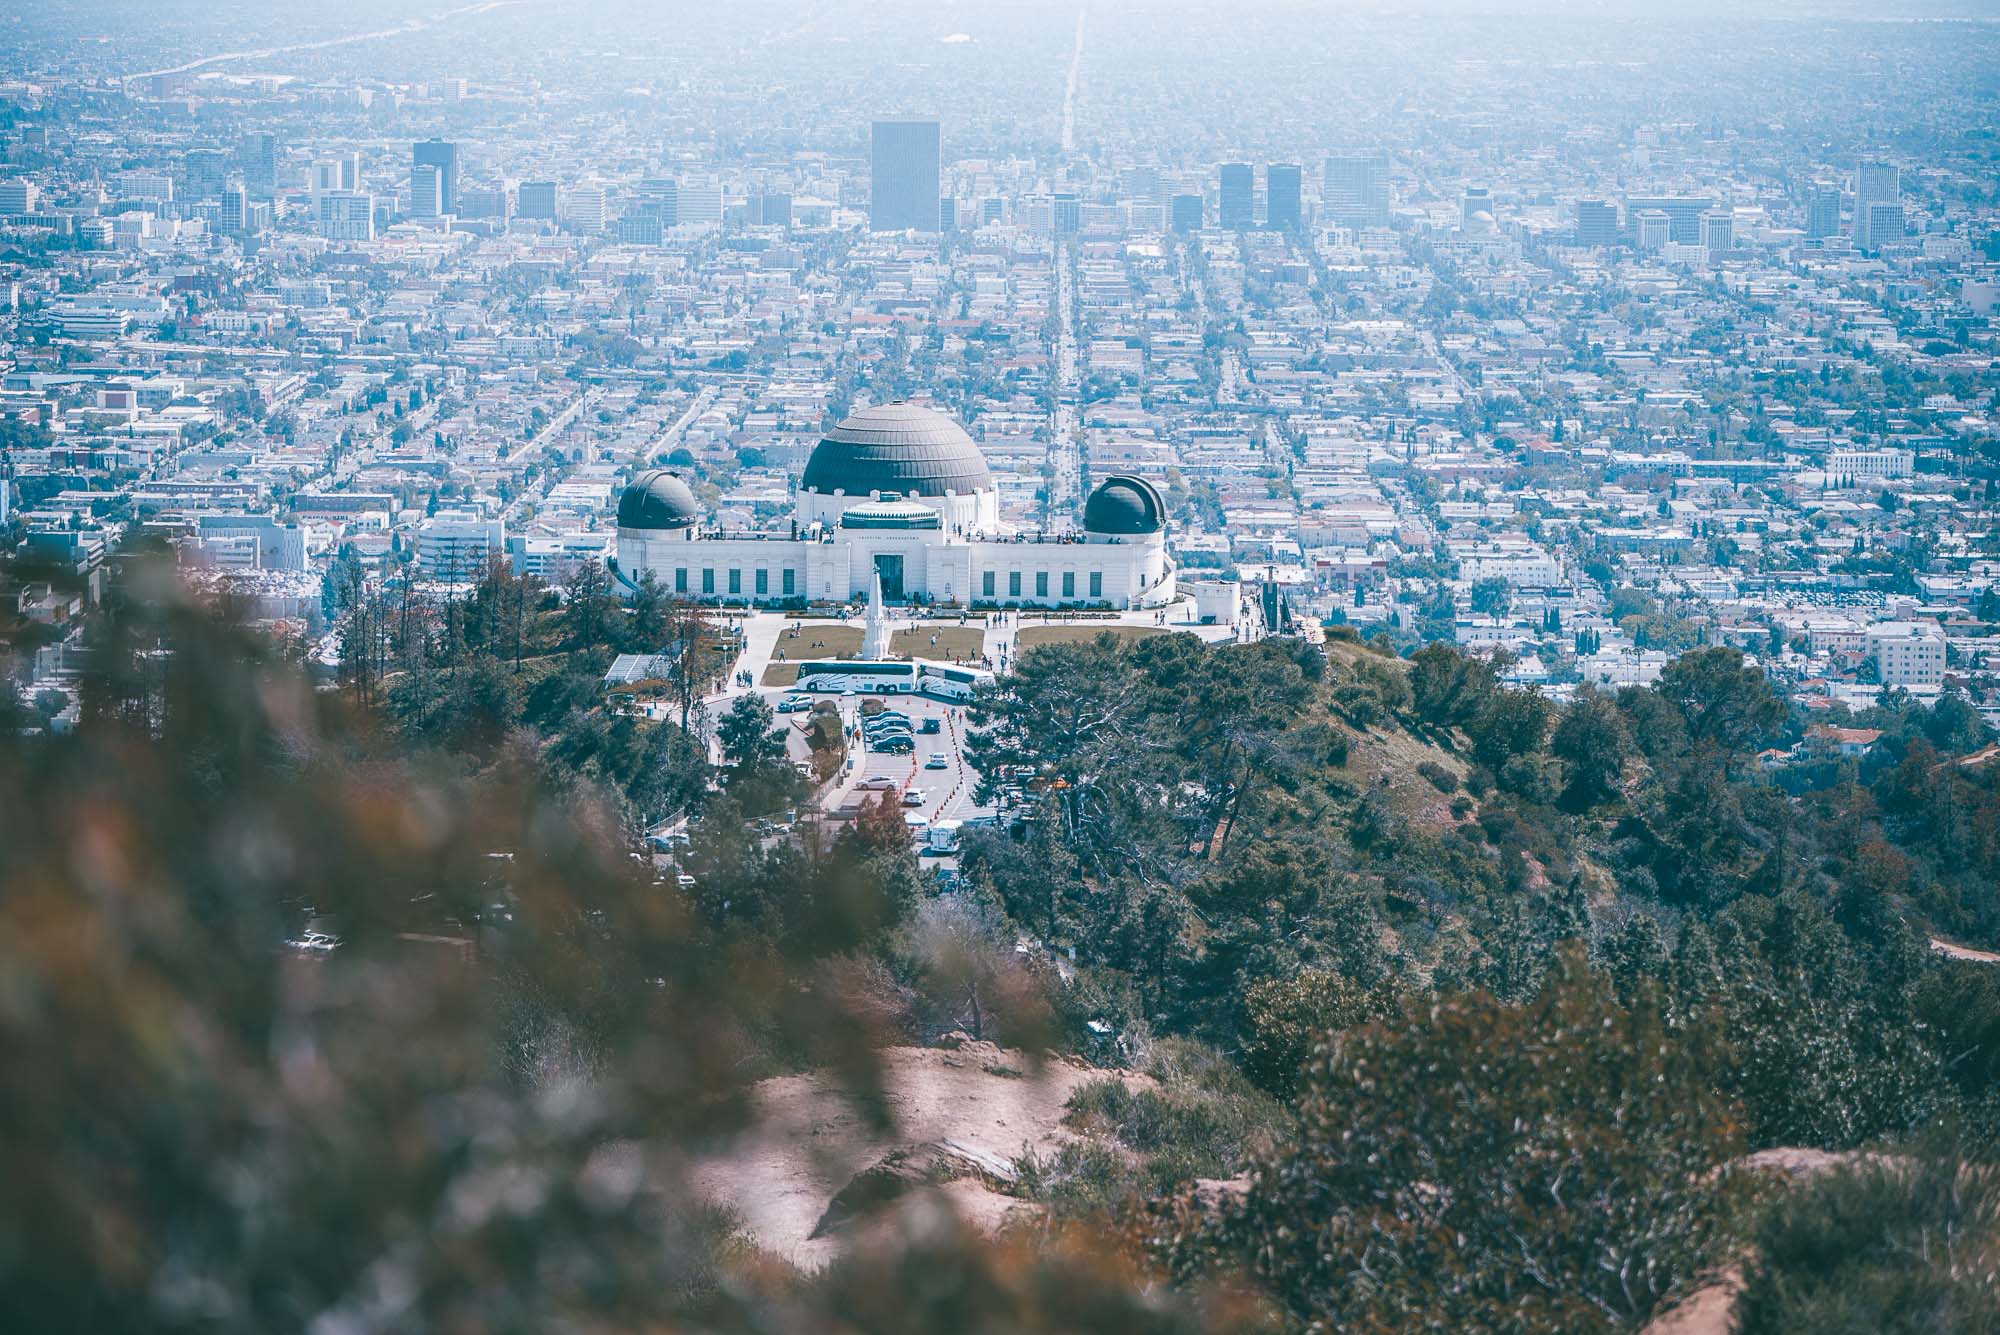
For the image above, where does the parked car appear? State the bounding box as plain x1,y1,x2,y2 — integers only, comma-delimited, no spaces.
857,776,897,791
876,737,914,754
284,931,340,954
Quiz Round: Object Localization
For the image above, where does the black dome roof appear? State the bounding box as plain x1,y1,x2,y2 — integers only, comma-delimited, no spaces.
617,470,700,529
1083,475,1166,535
801,402,992,497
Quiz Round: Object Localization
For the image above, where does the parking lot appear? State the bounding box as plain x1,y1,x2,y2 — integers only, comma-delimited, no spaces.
768,687,990,845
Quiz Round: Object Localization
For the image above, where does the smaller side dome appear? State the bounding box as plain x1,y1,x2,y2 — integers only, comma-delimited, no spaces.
617,470,700,529
1083,475,1166,535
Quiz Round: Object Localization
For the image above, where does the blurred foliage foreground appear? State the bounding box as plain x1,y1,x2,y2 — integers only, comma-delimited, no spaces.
0,570,1236,1332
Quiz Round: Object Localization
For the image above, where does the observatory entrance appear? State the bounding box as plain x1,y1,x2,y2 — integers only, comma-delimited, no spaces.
873,553,905,602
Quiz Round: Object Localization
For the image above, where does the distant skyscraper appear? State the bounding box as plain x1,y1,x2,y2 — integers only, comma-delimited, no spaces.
635,177,680,227
1805,184,1842,239
1624,195,1711,245
1218,163,1254,229
677,179,723,227
1575,198,1621,248
566,185,606,233
1052,192,1081,238
219,178,248,234
754,193,793,227
409,163,445,218
1170,193,1204,232
308,159,343,199
938,197,957,232
184,147,230,202
1854,163,1900,249
1265,164,1303,231
1323,153,1389,227
1859,201,1904,250
237,132,277,200
412,138,459,215
1701,211,1734,254
517,180,559,220
318,191,375,242
870,117,941,232
1634,210,1670,251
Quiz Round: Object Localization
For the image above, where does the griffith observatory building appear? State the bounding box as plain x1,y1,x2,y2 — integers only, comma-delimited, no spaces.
610,401,1177,610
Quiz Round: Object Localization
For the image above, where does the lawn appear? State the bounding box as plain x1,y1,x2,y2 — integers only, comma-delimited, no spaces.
761,623,865,685
1015,624,1165,651
890,625,987,662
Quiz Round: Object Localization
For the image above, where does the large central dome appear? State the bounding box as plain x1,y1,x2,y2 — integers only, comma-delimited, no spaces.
801,401,993,497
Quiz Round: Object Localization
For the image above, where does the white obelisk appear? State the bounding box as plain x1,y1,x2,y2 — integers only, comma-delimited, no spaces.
863,568,892,660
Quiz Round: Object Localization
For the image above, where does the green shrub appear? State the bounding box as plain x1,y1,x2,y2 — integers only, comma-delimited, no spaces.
1417,760,1457,793
1736,1155,2000,1335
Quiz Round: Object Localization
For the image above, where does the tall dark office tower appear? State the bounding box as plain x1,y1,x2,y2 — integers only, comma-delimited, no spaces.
1575,198,1621,248
1805,184,1842,239
939,197,956,232
183,147,230,202
412,139,460,216
1170,193,1204,232
635,177,680,227
755,193,793,228
1265,164,1303,231
237,132,277,200
870,117,941,232
1052,193,1081,238
1218,162,1254,229
1323,153,1389,227
517,180,559,220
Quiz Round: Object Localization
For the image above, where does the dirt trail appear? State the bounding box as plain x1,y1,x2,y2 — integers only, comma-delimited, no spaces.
691,1039,1145,1269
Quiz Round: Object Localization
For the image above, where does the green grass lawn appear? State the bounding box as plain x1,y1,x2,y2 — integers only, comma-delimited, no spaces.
890,625,987,661
762,623,865,685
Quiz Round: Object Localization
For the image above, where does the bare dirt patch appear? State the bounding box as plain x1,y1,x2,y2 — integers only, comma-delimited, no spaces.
691,1039,1148,1269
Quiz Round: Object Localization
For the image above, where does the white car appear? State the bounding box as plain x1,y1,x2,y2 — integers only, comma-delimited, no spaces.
901,789,926,808
285,931,340,954
925,753,949,770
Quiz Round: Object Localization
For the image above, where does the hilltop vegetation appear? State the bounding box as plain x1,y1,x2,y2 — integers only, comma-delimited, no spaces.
2,565,1997,1332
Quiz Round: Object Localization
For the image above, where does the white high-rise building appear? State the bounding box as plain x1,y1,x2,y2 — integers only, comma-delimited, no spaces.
1854,163,1900,249
677,179,723,227
318,191,375,242
418,509,504,583
565,185,606,233
1866,621,1946,687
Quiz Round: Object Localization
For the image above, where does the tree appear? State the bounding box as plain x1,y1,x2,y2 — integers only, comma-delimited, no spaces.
1162,950,1745,1333
717,693,785,772
1552,685,1630,809
1239,969,1374,1097
1408,642,1496,731
1654,646,1785,762
1468,576,1512,618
